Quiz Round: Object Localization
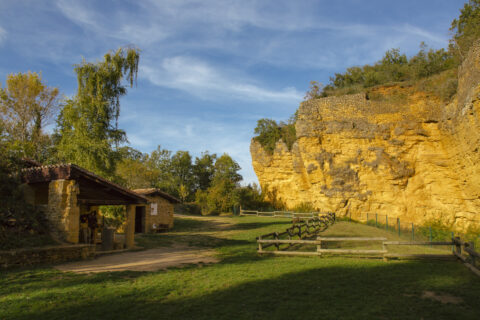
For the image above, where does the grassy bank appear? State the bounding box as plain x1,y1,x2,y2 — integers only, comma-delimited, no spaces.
1,216,479,320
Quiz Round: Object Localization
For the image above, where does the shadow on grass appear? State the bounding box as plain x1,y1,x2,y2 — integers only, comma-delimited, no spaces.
4,260,479,320
0,267,149,296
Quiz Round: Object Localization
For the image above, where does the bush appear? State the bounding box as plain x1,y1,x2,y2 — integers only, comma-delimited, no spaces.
253,117,296,154
0,155,53,249
174,203,202,215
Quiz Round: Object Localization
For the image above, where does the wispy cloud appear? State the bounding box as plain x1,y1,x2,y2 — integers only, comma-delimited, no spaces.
0,26,6,45
142,56,303,102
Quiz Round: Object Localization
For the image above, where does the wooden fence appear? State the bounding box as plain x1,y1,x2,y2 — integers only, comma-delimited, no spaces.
240,210,319,218
256,213,335,252
453,236,480,277
257,234,480,276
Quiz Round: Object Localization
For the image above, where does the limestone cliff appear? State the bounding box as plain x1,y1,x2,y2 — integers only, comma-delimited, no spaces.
251,42,480,232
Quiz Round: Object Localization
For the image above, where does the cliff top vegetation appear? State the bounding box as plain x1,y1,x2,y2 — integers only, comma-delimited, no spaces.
253,0,480,154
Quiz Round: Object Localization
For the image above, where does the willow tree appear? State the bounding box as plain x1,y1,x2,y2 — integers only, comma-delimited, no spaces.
56,47,140,178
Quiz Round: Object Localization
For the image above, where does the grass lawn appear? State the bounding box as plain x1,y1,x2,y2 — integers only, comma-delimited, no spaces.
1,216,479,320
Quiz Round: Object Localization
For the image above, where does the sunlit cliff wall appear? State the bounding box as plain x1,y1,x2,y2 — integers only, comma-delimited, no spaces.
251,42,480,232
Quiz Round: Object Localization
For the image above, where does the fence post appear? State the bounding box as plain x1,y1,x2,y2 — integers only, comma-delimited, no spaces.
317,236,322,257
454,236,462,257
429,226,432,245
257,236,263,253
470,242,476,267
274,232,279,251
451,232,455,254
386,215,388,231
367,212,369,222
412,223,415,241
375,213,378,227
397,218,400,237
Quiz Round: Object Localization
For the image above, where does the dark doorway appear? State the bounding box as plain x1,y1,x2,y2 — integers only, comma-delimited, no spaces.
135,206,145,233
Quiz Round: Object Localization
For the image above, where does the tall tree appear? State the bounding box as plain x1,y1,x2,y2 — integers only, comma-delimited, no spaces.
193,151,217,191
0,72,60,160
56,47,140,178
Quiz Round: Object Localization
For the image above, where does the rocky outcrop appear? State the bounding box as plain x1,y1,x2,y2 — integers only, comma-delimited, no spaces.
251,42,480,232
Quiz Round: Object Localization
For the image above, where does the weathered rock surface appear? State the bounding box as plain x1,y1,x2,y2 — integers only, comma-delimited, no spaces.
251,42,480,232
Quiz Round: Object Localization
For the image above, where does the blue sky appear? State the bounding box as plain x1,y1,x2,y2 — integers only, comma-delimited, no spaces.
0,0,466,184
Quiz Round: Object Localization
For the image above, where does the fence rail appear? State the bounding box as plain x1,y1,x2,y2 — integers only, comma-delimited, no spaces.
256,213,335,251
240,210,319,218
257,234,480,276
258,236,456,260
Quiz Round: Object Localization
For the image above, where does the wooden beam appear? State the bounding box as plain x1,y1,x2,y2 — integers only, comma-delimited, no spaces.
258,251,319,256
384,253,456,260
77,199,133,205
316,237,387,241
258,239,320,245
383,241,453,246
317,249,387,254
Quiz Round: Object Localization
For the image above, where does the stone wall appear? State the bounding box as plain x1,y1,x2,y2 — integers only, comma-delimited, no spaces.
0,244,95,269
144,196,174,232
47,179,80,243
251,42,480,233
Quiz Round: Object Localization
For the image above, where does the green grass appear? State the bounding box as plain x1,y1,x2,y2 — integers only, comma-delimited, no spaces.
1,216,479,320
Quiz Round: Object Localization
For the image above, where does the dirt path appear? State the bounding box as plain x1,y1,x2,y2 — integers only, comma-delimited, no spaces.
55,215,235,274
55,244,218,273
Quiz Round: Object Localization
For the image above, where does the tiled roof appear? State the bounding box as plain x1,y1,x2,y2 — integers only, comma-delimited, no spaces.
22,163,148,204
133,188,180,203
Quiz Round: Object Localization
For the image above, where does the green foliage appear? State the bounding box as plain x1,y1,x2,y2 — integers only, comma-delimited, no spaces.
0,151,52,249
253,116,297,154
193,152,217,191
450,0,480,59
0,72,61,162
322,45,457,97
304,81,324,100
100,205,126,229
56,47,140,179
291,201,317,213
195,154,242,215
237,183,273,211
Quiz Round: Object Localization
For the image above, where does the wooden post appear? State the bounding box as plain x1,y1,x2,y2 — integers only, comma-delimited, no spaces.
274,232,279,250
383,241,388,262
317,236,322,257
429,227,432,246
455,236,461,257
469,242,476,267
367,212,369,222
125,204,136,249
397,218,400,236
258,236,263,253
375,213,378,227
451,232,455,254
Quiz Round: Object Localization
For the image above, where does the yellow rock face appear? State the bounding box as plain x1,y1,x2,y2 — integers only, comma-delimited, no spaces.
251,43,480,232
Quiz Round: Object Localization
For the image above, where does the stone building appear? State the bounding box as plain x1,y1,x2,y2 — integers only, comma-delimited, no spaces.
20,163,148,248
133,188,180,233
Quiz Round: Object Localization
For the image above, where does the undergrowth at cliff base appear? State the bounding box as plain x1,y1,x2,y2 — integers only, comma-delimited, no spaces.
1,216,479,320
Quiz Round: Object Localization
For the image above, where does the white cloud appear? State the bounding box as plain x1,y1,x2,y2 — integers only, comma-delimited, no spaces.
0,26,6,44
141,56,303,102
396,24,448,47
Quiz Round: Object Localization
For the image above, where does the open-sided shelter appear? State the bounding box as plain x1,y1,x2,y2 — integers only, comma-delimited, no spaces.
20,163,148,248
